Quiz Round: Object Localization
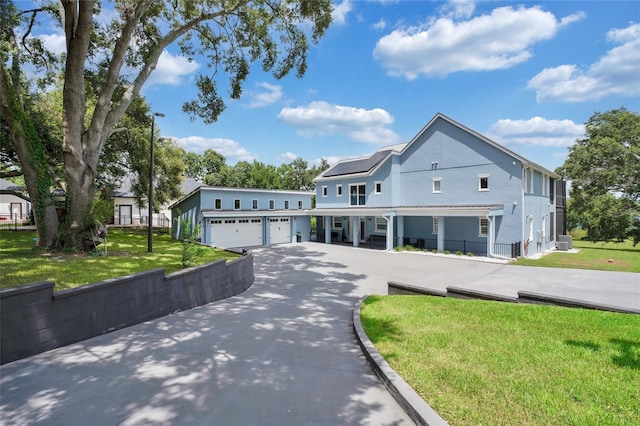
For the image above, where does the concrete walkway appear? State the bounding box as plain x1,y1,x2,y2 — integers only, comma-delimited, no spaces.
1,243,638,425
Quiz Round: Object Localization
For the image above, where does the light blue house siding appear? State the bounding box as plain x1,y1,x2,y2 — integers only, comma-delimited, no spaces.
171,187,313,249
313,113,560,258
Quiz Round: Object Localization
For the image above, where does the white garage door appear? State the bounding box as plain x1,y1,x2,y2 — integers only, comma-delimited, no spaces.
269,217,291,245
210,218,263,248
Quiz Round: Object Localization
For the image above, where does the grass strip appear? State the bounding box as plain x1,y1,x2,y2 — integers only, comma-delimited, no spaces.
361,295,640,425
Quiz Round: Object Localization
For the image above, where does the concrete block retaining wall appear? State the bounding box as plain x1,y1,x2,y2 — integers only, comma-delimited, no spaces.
0,253,254,365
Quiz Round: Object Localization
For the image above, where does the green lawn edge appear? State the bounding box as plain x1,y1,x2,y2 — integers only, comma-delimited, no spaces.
360,295,640,425
0,229,239,291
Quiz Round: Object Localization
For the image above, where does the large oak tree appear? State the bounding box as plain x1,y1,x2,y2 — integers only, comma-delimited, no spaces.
558,108,640,244
0,0,332,248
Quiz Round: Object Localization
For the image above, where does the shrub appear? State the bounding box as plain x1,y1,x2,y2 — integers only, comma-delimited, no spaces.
444,249,450,255
467,252,474,257
455,250,463,256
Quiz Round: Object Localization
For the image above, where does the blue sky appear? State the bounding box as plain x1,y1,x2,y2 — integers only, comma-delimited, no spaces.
38,0,640,172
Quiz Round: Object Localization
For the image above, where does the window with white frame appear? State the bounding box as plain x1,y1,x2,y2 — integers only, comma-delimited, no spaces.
432,217,439,234
322,185,327,197
529,170,534,193
269,199,275,210
234,199,241,210
252,199,258,210
375,217,387,232
478,174,489,191
432,178,441,193
479,218,489,236
298,200,303,210
284,200,289,210
350,184,366,206
214,198,222,210
374,181,382,195
333,217,342,228
336,184,343,197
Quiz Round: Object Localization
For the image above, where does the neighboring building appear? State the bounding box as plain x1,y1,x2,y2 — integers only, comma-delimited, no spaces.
171,187,313,248
0,178,31,223
113,176,201,227
313,113,561,258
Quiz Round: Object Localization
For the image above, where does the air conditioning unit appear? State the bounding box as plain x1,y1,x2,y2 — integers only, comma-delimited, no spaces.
558,241,569,251
558,234,573,250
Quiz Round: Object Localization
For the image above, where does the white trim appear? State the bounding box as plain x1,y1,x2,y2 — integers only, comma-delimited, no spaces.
349,183,367,206
432,178,442,193
321,185,328,197
214,198,222,210
201,209,311,218
336,184,343,197
297,200,303,210
478,217,489,236
234,199,241,210
252,199,258,210
313,205,504,218
374,216,387,233
478,174,490,191
268,199,275,210
284,200,290,210
374,181,382,195
333,216,343,228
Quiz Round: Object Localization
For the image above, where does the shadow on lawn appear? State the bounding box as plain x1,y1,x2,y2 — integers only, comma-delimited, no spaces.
565,338,640,370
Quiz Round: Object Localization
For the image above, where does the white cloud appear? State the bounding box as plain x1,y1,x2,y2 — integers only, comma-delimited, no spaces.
488,117,585,147
372,19,387,30
332,0,353,26
172,136,256,163
373,6,584,79
313,156,345,167
439,0,476,20
278,152,299,163
527,23,640,102
38,33,66,55
247,82,283,108
147,51,200,86
277,101,399,145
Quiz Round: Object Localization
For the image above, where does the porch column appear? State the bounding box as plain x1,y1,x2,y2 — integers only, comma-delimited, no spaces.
397,216,404,247
437,216,445,253
324,216,332,244
352,216,359,248
385,213,395,251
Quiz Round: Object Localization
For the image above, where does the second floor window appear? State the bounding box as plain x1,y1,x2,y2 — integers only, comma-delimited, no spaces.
234,199,241,210
269,199,275,210
350,184,366,206
214,198,222,210
252,199,258,210
479,175,489,191
298,200,303,210
336,185,343,196
433,178,441,193
322,186,328,197
284,200,290,210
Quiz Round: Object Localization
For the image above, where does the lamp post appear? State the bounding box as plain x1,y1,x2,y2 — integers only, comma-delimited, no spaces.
148,112,165,253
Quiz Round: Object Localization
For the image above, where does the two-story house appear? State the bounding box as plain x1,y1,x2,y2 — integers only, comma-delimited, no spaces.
171,186,313,248
313,113,561,258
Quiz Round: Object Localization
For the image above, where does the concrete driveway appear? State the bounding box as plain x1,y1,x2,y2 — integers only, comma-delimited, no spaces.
1,242,638,425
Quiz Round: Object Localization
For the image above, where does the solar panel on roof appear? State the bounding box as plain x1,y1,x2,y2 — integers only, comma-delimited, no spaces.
322,150,391,177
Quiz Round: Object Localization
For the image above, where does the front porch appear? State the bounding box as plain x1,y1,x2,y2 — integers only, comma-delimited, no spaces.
312,204,519,258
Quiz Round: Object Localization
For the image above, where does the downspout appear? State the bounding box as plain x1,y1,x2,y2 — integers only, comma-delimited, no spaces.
381,214,392,251
486,213,512,261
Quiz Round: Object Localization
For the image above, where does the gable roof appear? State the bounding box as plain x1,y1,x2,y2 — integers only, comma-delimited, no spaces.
316,113,559,180
403,113,559,178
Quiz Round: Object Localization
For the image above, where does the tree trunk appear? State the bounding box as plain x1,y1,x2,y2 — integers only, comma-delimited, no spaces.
0,62,59,247
61,0,95,247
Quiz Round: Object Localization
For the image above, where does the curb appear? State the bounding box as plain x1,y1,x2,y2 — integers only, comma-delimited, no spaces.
353,296,449,426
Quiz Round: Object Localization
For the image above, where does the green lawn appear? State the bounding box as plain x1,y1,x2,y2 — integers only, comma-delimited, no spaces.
513,239,640,272
0,229,239,291
361,295,640,425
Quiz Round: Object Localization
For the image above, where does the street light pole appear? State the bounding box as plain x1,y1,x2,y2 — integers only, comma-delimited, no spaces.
148,112,165,253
